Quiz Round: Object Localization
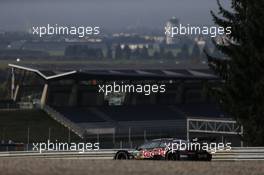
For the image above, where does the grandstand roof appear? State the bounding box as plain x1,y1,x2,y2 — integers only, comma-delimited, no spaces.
9,63,218,81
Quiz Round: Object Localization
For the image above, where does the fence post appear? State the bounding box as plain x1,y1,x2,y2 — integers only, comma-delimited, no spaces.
113,129,115,147
68,128,71,143
187,118,189,141
1,127,5,141
241,126,244,147
128,128,131,148
48,128,51,141
27,127,30,151
97,130,100,143
120,141,123,149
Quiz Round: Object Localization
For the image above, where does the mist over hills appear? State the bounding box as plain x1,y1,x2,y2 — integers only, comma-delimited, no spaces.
0,0,230,33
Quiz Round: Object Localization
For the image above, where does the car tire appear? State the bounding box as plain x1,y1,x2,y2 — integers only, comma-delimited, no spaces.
206,153,212,161
115,151,129,160
166,151,180,161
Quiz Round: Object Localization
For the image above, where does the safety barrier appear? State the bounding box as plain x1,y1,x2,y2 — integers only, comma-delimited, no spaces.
212,147,264,160
0,147,264,160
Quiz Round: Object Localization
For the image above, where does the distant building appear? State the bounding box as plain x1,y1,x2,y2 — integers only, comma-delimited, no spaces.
165,17,179,45
195,36,206,52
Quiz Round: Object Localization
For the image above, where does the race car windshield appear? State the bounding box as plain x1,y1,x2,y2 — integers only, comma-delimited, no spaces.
138,141,160,150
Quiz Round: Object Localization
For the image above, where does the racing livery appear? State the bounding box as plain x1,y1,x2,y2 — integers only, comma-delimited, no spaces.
114,138,212,161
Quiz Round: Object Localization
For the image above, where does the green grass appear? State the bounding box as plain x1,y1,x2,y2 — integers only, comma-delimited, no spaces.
0,109,82,143
48,50,64,56
0,61,9,70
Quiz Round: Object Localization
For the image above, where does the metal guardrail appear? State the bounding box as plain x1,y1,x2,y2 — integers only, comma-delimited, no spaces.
212,147,264,161
0,149,118,159
0,147,264,160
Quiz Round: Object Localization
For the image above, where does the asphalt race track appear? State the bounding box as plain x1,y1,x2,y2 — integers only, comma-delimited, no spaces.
0,158,263,175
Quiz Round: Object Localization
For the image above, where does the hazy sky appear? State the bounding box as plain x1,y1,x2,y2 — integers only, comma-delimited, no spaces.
0,0,230,32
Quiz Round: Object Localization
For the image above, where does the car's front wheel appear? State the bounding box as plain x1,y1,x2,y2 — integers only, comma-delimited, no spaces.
115,151,129,160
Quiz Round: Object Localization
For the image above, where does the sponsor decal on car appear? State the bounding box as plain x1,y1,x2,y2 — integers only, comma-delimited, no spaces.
142,148,166,158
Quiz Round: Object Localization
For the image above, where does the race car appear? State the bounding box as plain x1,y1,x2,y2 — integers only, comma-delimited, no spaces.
114,138,212,161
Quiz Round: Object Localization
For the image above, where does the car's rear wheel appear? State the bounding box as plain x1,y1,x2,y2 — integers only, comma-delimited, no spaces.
166,152,180,161
206,153,212,161
115,151,129,160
